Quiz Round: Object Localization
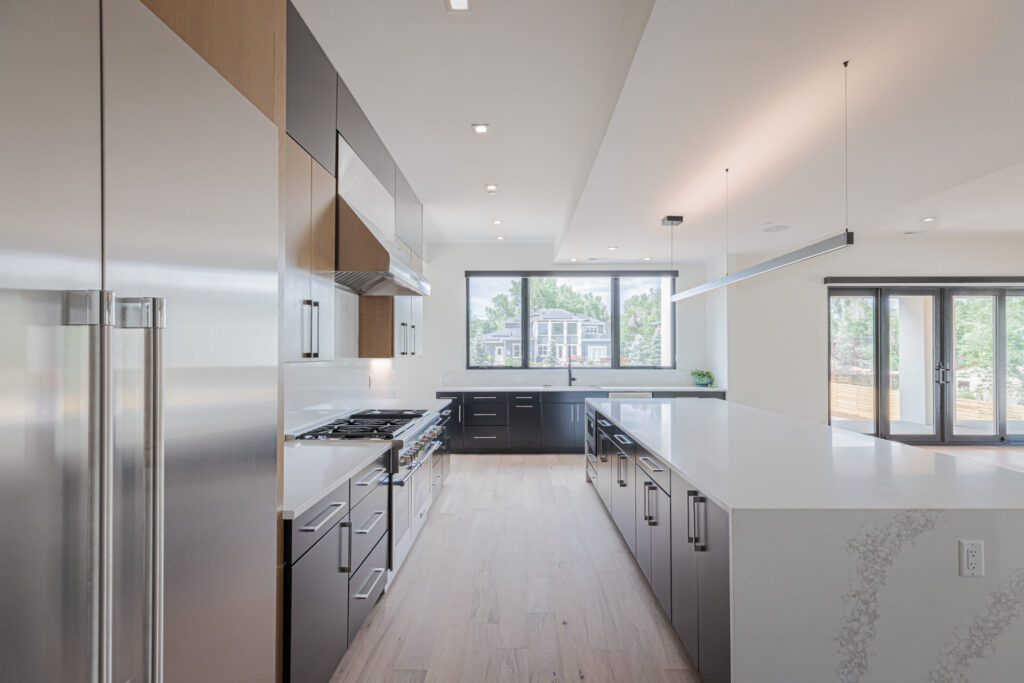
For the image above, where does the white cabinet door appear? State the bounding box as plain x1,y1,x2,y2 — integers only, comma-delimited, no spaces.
408,296,424,357
393,296,410,357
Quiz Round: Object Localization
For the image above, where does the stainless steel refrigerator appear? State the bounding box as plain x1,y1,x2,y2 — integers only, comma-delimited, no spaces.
0,0,279,681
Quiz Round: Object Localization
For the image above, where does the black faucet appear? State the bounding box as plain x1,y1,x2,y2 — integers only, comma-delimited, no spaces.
567,356,576,386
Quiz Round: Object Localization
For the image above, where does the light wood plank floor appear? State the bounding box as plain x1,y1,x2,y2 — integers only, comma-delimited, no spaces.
332,454,696,683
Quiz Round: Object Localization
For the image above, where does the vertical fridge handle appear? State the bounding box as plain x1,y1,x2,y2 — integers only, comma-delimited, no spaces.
150,298,166,683
98,290,116,683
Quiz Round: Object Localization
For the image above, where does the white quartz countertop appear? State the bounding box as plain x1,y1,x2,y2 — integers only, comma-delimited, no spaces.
281,441,391,520
587,398,1024,511
438,385,724,393
285,397,454,436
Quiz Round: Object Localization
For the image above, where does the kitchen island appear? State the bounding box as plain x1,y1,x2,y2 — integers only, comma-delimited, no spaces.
587,398,1024,683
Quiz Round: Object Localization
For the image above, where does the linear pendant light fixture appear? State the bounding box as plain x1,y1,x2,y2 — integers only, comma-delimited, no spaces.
671,61,855,303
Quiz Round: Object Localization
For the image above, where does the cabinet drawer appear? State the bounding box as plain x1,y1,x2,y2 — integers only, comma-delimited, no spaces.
465,392,506,407
348,533,389,645
287,480,350,564
635,447,670,494
350,454,389,510
464,425,508,449
465,402,508,426
508,391,540,404
349,480,389,574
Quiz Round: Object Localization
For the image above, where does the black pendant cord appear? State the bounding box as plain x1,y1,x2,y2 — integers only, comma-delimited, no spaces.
843,59,850,233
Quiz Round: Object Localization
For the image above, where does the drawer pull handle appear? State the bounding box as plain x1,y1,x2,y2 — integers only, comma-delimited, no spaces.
638,456,664,473
474,436,497,440
473,395,497,400
355,510,385,535
597,419,612,427
515,396,533,399
356,467,386,486
514,405,534,409
474,413,497,417
353,568,386,599
300,502,346,533
613,433,632,446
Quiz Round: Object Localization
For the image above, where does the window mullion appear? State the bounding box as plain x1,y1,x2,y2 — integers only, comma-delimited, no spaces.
521,277,529,369
611,277,620,369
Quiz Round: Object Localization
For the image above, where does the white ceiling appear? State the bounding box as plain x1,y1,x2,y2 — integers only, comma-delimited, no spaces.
292,0,655,247
294,0,1024,264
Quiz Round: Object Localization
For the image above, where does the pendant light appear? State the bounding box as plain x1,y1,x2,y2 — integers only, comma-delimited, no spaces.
672,61,855,303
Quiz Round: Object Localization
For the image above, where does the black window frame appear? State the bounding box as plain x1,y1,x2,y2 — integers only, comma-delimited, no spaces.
827,283,1024,445
465,270,678,370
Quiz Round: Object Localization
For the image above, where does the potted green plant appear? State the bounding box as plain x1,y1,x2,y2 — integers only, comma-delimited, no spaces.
691,369,714,387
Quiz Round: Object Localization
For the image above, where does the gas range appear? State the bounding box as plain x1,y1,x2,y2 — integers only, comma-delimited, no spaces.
290,409,440,471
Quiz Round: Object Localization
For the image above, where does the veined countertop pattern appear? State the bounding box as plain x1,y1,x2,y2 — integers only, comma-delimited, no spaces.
438,385,724,393
587,398,1024,511
281,441,391,520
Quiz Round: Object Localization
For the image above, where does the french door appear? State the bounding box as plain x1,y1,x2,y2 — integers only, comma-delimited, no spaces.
829,287,1024,445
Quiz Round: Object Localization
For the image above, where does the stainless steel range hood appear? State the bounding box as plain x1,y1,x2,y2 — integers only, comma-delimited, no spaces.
334,193,430,296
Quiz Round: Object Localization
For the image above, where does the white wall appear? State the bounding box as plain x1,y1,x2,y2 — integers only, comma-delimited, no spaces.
719,233,1024,423
283,289,397,432
396,243,710,398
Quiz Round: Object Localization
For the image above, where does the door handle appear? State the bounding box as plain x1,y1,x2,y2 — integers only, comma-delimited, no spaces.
410,324,416,355
312,300,320,358
354,510,386,535
399,322,408,355
355,467,386,486
618,455,628,486
642,482,651,520
687,490,698,544
694,496,708,552
353,567,386,599
300,501,347,533
638,456,664,473
647,484,658,526
338,521,352,573
301,299,314,358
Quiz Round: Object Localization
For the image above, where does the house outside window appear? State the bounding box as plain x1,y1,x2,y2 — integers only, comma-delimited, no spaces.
466,271,676,369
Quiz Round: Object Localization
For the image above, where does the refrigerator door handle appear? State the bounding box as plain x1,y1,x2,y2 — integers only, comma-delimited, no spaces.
64,290,115,683
115,296,166,682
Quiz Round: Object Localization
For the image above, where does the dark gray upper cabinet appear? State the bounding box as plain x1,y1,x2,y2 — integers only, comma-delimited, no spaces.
286,2,337,175
395,168,423,257
337,76,395,197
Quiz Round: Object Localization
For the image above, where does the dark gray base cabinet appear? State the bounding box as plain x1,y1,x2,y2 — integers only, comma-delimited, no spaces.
636,471,672,617
670,471,731,683
285,519,350,683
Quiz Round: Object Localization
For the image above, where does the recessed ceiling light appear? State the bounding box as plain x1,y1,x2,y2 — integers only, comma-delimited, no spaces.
485,184,497,193
762,223,790,233
904,230,922,235
662,215,684,227
607,246,618,251
569,257,578,262
643,257,652,261
496,236,504,241
492,219,502,225
472,123,489,134
446,0,470,10
921,217,937,223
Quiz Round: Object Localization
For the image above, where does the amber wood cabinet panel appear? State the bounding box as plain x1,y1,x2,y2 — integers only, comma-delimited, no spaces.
358,296,423,358
284,135,334,362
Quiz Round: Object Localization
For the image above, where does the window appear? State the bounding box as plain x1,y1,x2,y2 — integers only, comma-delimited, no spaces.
529,276,612,367
467,276,522,368
466,271,676,369
828,286,1024,444
619,275,674,367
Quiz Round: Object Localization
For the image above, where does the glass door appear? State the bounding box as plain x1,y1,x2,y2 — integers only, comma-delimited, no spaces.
1005,292,1024,438
881,291,941,441
829,291,877,434
945,291,999,440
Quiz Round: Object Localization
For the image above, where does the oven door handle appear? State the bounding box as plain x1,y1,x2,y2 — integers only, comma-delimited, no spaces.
392,460,422,486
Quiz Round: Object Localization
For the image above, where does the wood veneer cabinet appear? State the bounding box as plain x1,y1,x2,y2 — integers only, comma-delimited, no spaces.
358,296,423,358
284,135,335,362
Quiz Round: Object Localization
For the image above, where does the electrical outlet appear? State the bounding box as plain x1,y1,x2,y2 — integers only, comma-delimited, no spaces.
959,540,984,577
